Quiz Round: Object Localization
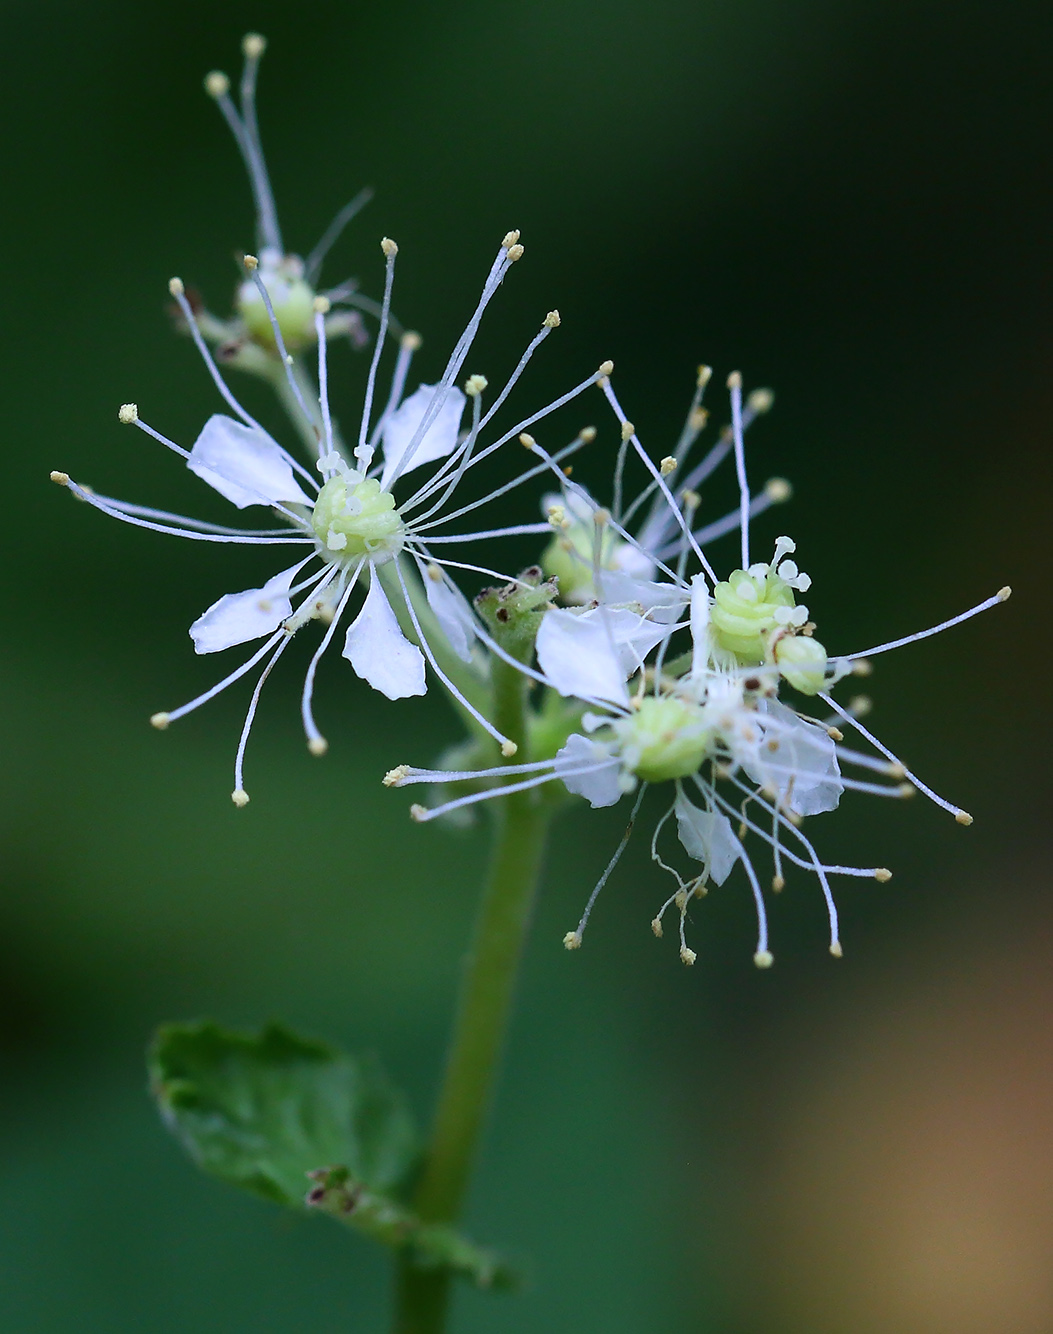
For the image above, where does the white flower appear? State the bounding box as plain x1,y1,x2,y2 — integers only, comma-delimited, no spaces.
387,434,1012,967
54,234,604,803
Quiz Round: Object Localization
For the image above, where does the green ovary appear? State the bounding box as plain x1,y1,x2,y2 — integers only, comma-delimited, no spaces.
710,568,796,662
614,696,712,782
311,476,406,563
238,276,317,352
542,525,622,603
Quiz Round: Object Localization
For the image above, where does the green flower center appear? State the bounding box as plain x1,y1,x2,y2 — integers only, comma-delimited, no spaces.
613,695,712,783
311,475,406,565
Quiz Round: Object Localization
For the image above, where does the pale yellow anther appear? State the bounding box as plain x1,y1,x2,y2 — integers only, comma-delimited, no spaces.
620,420,634,442
544,310,561,328
312,295,332,314
243,254,259,271
383,765,410,787
563,931,582,950
852,659,873,677
680,947,697,966
308,737,328,757
772,875,785,892
381,237,398,257
501,740,518,757
764,477,792,502
150,712,170,730
998,585,1012,601
547,504,566,527
829,941,843,959
593,508,610,527
401,331,423,351
597,359,614,377
898,782,915,798
753,950,774,969
727,370,743,390
242,32,266,59
204,71,230,99
231,789,250,808
848,694,871,717
578,426,597,443
659,456,677,477
426,563,443,582
826,726,844,741
168,277,185,297
501,229,521,248
506,243,525,262
955,810,974,826
682,488,700,510
410,803,427,822
748,388,775,414
519,432,536,449
697,364,713,388
651,917,663,938
50,470,69,485
874,867,892,882
674,889,688,911
118,403,139,425
465,374,488,397
689,406,709,431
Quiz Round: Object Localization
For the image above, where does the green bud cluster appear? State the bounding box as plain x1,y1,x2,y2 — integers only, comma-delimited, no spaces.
474,567,559,663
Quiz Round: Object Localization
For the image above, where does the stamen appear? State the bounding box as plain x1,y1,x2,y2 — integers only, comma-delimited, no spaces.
367,331,420,454
726,372,751,569
314,303,335,463
819,691,971,822
244,256,317,431
838,587,1012,660
409,762,603,823
385,758,558,785
233,629,293,805
301,563,364,753
563,785,647,950
62,479,314,545
355,240,399,469
305,186,375,284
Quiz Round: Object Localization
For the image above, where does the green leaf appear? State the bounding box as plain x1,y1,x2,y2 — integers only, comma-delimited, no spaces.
149,1021,519,1291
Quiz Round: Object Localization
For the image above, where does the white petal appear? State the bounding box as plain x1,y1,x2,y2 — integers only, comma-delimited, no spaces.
343,574,426,699
746,699,843,816
425,575,476,663
190,564,299,654
554,734,623,807
380,384,466,489
611,542,657,582
674,789,741,884
187,414,314,509
594,572,687,624
601,606,674,675
536,609,630,706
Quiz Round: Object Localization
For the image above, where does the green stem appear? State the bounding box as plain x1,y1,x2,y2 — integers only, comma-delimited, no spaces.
392,656,551,1333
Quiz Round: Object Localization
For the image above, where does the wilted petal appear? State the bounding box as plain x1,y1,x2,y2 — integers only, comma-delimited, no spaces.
537,609,629,706
746,699,843,816
380,384,466,489
555,734,623,807
425,574,476,663
188,414,314,509
595,572,687,624
190,564,299,654
343,573,426,699
674,789,740,884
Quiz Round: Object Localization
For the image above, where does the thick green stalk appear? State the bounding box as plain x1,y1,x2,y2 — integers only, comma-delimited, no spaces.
392,655,550,1333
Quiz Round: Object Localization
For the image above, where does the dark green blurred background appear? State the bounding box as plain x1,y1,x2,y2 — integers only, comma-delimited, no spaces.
1,0,1050,1329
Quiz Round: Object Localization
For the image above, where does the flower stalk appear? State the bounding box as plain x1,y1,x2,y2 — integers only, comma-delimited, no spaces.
393,649,552,1333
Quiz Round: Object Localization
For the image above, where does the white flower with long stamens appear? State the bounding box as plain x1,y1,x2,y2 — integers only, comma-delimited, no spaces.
387,381,1012,965
193,34,375,374
52,231,607,804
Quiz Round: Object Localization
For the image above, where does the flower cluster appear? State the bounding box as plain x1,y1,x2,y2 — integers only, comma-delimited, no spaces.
57,33,1011,967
